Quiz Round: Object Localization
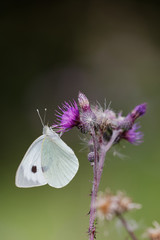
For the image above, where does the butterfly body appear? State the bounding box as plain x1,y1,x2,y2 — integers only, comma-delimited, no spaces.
15,126,79,188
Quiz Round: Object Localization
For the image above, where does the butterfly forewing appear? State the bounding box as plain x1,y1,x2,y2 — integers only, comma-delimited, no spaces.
41,135,79,188
15,136,47,188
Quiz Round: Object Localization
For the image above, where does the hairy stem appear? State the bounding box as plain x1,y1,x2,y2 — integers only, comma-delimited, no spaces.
89,130,121,240
89,129,98,240
97,130,121,188
117,214,138,240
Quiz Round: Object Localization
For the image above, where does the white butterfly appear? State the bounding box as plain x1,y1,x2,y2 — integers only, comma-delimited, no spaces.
15,125,79,188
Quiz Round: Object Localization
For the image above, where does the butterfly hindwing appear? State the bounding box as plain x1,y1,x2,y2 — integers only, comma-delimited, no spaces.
15,135,47,188
41,134,79,188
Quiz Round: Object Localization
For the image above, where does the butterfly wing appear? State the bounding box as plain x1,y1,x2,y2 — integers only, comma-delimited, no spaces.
15,135,47,188
41,134,79,188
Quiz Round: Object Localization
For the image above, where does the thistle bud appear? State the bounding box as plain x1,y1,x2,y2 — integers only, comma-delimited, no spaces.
130,103,147,122
88,152,95,162
78,92,91,112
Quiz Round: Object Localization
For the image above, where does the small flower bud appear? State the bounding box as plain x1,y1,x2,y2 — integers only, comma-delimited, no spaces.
78,92,91,112
88,152,95,162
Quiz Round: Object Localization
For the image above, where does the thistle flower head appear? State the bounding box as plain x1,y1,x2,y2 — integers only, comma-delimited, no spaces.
113,103,146,145
91,103,116,133
53,100,80,132
129,103,147,123
96,190,141,221
53,93,146,147
98,109,116,128
120,123,144,145
147,222,160,240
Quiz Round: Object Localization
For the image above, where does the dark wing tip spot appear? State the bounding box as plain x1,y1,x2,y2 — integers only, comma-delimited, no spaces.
31,165,37,173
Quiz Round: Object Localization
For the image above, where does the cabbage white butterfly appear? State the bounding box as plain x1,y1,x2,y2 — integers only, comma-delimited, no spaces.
15,110,79,188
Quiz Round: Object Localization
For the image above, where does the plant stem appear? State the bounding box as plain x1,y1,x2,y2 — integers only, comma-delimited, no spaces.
89,129,98,240
117,214,138,240
89,130,121,240
97,130,121,188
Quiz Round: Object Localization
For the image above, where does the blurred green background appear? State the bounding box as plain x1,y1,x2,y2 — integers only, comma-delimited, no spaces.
1,1,160,239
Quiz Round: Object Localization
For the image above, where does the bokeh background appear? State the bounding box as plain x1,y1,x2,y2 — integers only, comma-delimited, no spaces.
1,1,160,239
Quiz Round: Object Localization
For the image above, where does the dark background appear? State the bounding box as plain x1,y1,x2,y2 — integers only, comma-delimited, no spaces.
1,1,160,239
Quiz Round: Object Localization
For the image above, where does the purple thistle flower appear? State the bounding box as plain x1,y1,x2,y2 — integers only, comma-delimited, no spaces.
121,123,144,145
53,100,80,133
117,103,147,131
129,103,147,123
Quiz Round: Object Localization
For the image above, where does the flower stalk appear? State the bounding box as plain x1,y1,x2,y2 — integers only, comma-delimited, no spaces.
89,129,98,239
117,213,138,240
89,129,122,239
97,129,121,187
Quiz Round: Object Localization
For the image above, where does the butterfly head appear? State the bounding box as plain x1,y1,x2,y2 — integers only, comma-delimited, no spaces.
43,125,59,139
43,125,52,135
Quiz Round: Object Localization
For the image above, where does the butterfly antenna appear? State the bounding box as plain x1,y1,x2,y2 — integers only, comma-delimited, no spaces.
43,108,47,125
36,109,44,127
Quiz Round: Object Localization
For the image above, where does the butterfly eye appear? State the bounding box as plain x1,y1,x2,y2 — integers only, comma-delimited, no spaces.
31,166,37,173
